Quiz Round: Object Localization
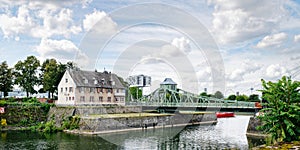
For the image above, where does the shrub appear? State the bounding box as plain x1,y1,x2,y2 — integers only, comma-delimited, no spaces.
1,119,7,127
62,116,80,130
258,76,300,143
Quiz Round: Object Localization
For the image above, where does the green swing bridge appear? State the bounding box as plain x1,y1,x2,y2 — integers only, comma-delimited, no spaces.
126,78,262,113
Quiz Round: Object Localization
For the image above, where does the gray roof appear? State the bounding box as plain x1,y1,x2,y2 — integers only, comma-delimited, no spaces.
68,69,125,89
160,78,177,85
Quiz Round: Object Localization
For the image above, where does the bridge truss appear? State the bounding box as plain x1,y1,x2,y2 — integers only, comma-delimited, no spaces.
126,87,259,109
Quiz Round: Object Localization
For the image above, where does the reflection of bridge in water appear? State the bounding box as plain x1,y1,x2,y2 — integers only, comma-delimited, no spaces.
126,78,261,113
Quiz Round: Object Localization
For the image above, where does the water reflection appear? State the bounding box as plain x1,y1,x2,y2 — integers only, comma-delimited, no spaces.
0,116,265,150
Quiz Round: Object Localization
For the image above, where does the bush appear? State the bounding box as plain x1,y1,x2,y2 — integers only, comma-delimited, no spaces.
36,120,62,133
1,119,7,127
62,116,80,130
258,76,300,143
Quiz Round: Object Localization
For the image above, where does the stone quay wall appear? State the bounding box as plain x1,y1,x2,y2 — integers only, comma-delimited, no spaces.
79,113,217,133
50,106,217,134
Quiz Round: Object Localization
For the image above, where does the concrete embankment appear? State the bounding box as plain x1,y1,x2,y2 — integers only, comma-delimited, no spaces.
50,106,217,135
246,116,268,138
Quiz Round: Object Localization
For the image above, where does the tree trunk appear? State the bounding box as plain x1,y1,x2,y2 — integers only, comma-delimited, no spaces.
26,91,29,97
4,91,8,97
48,91,50,99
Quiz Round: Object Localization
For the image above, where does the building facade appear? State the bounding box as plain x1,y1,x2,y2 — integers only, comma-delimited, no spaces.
56,69,126,105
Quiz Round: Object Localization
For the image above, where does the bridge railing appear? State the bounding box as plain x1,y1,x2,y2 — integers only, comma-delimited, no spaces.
127,87,257,108
126,101,256,108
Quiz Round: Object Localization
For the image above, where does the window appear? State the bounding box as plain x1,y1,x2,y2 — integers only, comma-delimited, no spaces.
69,97,71,100
66,97,68,101
97,88,102,93
80,96,85,102
72,97,74,100
65,78,68,83
90,88,95,93
83,78,88,84
107,89,111,93
107,97,111,102
79,87,84,93
61,88,63,92
116,89,119,93
94,80,98,84
65,87,67,92
99,96,103,102
69,87,73,92
90,96,94,102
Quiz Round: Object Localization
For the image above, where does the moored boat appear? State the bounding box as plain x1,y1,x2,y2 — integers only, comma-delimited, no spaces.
216,112,235,118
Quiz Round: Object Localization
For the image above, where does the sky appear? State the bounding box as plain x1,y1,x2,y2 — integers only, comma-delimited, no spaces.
0,0,300,96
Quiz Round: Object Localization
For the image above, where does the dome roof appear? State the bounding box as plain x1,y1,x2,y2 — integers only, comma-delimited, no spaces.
160,78,177,85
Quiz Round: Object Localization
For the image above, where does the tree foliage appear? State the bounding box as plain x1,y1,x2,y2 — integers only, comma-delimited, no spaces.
14,56,40,97
129,87,142,99
258,76,300,143
213,91,224,99
41,59,68,99
199,92,208,97
236,94,248,101
248,94,260,102
0,61,13,97
227,94,236,100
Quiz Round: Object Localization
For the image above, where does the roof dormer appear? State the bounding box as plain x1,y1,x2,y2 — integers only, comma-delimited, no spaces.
93,78,98,84
83,77,88,84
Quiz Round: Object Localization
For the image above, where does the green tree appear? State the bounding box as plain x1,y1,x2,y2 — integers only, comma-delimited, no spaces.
236,94,248,101
227,94,236,100
41,60,69,99
66,61,77,69
258,76,300,143
41,59,59,99
56,62,67,85
0,61,13,97
213,91,224,99
248,94,260,102
14,56,40,97
129,87,142,99
199,92,208,97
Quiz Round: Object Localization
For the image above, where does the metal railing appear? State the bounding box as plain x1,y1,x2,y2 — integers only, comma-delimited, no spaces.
126,87,258,108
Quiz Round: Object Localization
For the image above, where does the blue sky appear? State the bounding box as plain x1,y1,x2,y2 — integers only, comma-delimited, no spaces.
0,0,300,95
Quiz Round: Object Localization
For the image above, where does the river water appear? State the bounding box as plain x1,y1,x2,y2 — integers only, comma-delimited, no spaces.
0,116,265,150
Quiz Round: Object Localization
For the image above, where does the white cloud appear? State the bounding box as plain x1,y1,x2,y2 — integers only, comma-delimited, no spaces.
171,37,191,53
294,34,300,42
5,0,92,10
0,5,35,38
0,4,81,39
197,67,212,81
83,10,117,33
265,64,287,79
14,36,20,41
210,0,286,44
80,0,93,8
32,8,81,38
226,60,260,81
256,32,287,48
35,38,88,66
